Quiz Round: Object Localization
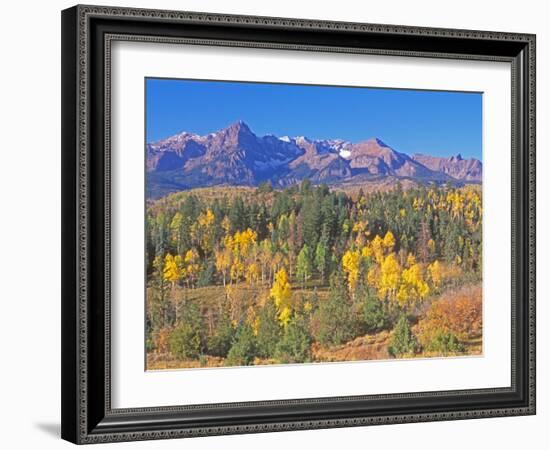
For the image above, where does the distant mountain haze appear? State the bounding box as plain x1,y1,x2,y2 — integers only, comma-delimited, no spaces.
146,121,482,198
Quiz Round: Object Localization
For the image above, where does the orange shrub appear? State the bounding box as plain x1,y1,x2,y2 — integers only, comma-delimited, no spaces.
417,285,482,347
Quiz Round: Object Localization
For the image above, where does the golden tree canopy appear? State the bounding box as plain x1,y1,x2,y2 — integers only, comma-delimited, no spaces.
270,268,292,326
163,254,182,283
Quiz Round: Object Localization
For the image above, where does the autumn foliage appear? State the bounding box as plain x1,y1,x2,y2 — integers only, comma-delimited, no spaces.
417,285,482,350
145,182,483,368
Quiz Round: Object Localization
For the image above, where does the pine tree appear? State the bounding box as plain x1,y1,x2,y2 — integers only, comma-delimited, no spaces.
229,197,247,232
275,314,312,363
256,301,282,358
226,324,257,366
169,301,204,360
388,314,418,358
313,272,358,346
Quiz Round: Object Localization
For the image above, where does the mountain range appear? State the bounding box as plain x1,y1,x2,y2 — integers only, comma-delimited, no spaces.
146,121,482,198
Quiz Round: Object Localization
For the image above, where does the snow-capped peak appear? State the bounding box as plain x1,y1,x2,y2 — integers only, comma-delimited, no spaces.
339,148,352,159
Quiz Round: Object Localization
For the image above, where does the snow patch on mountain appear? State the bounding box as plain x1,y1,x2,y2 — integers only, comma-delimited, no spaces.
339,149,352,159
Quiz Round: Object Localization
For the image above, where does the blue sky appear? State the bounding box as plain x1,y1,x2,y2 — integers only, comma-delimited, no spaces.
146,78,482,159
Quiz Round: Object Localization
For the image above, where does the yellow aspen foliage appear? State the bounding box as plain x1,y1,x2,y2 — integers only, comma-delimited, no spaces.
406,253,416,268
163,254,182,283
367,266,379,288
361,245,373,258
221,215,231,234
230,260,245,282
270,268,292,326
397,262,430,307
223,234,234,251
245,262,261,284
371,235,384,263
428,260,462,290
382,230,396,250
377,253,401,301
183,249,200,286
215,248,231,270
278,306,292,327
428,260,442,288
232,228,257,255
215,247,232,285
198,208,215,227
342,249,361,294
184,249,198,263
352,220,368,234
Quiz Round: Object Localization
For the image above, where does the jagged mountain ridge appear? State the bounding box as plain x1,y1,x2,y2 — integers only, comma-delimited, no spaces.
146,121,482,198
411,153,482,182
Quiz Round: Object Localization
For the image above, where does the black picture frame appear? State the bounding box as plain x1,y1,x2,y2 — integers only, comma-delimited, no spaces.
61,4,536,444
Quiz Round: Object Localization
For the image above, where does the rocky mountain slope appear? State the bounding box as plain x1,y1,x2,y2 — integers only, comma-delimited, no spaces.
146,121,482,198
411,153,482,182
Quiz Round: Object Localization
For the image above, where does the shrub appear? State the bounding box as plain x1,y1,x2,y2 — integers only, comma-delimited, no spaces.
226,324,257,366
275,315,312,363
417,285,482,346
169,322,202,360
388,314,418,358
256,301,282,359
206,312,235,357
423,331,465,355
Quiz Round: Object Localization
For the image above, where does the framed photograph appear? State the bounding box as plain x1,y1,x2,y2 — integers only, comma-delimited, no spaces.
61,5,536,444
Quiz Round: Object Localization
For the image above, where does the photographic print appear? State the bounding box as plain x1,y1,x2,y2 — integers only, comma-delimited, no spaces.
145,78,483,370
